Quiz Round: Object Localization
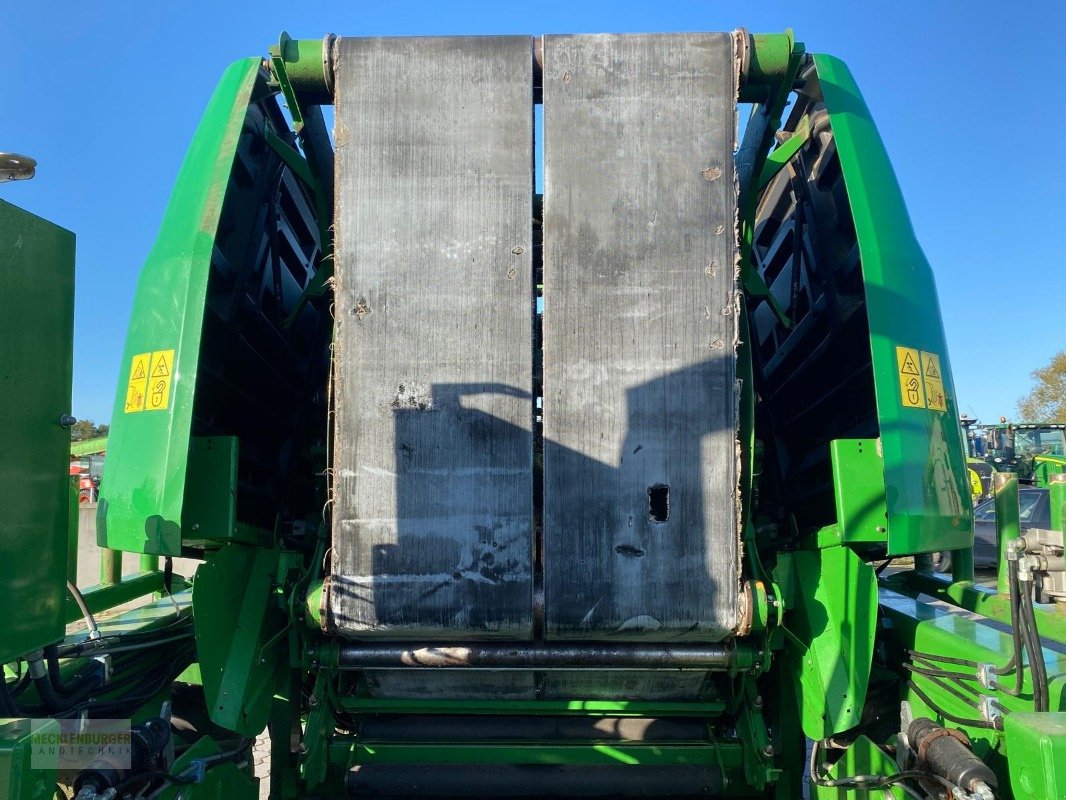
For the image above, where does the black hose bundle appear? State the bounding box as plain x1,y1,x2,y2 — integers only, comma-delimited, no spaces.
991,555,1026,699
905,543,1051,715
1017,564,1049,712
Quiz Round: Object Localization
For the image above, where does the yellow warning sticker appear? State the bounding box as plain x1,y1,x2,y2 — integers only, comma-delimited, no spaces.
896,346,926,408
124,352,151,413
145,349,175,412
921,351,947,412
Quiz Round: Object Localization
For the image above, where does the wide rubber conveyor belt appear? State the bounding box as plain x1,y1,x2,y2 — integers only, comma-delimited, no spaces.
330,36,534,638
542,33,740,641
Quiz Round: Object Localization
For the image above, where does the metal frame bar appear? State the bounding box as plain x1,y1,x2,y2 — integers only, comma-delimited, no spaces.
330,642,745,671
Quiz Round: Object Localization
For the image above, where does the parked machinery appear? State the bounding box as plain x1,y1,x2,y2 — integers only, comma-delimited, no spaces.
3,30,1065,800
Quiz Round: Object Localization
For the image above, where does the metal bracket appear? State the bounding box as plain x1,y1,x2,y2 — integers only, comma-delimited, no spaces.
269,32,305,133
978,695,1003,727
736,31,805,331
267,31,337,326
757,114,811,191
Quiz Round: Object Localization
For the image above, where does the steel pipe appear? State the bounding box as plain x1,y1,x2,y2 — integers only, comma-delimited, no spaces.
272,34,336,106
99,548,121,586
331,641,743,671
993,471,1020,596
282,31,796,106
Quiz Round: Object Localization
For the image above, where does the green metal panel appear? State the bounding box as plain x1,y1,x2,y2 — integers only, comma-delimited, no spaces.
1004,713,1066,800
0,199,75,663
879,588,1066,791
180,436,243,547
774,545,878,739
1034,454,1066,487
827,439,888,545
0,719,59,800
815,54,971,555
885,569,1066,644
193,544,286,736
879,589,1066,713
98,58,261,556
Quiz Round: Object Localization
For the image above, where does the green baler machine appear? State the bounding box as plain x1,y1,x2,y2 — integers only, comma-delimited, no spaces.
4,29,1066,800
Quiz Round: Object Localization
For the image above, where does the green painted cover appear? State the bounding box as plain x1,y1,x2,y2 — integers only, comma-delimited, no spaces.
98,59,261,555
0,199,75,661
816,54,972,555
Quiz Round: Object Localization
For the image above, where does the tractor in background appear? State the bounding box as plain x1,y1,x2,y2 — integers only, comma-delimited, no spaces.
966,419,1066,487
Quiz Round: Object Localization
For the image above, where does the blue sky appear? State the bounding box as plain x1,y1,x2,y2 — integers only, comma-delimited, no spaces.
2,1,1063,424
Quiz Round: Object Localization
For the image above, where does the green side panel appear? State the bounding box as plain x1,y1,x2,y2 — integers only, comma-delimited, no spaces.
181,436,237,548
192,544,286,736
1004,713,1066,800
775,546,877,740
98,59,261,556
0,200,75,662
879,588,1066,786
0,719,59,800
815,54,971,555
829,438,887,544
1034,454,1066,488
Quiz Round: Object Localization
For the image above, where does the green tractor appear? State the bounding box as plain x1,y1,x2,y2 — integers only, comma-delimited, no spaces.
3,29,1066,800
969,421,1066,487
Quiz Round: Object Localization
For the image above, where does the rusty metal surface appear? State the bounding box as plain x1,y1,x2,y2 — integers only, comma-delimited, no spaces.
541,33,741,642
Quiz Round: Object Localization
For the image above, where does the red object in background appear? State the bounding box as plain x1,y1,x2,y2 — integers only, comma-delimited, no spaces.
78,473,98,503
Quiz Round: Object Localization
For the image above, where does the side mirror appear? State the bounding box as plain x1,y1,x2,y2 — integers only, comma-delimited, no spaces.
0,152,37,183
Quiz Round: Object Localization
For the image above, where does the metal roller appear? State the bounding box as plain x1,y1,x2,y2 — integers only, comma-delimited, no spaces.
357,715,708,742
346,764,724,797
333,641,741,671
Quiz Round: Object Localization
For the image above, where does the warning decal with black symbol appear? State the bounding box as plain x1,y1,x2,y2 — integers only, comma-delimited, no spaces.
124,353,151,413
123,349,175,413
146,350,174,411
896,346,926,409
920,351,946,412
895,344,948,413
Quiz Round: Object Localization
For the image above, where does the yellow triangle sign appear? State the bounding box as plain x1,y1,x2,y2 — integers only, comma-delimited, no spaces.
151,353,170,378
925,359,940,379
132,363,145,380
900,353,919,375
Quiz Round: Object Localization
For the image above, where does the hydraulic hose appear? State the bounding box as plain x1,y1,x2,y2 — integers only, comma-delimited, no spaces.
0,675,22,716
1017,562,1049,712
910,554,1027,699
995,556,1026,697
28,654,96,713
45,644,103,702
67,580,101,640
906,650,979,669
906,681,1000,730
